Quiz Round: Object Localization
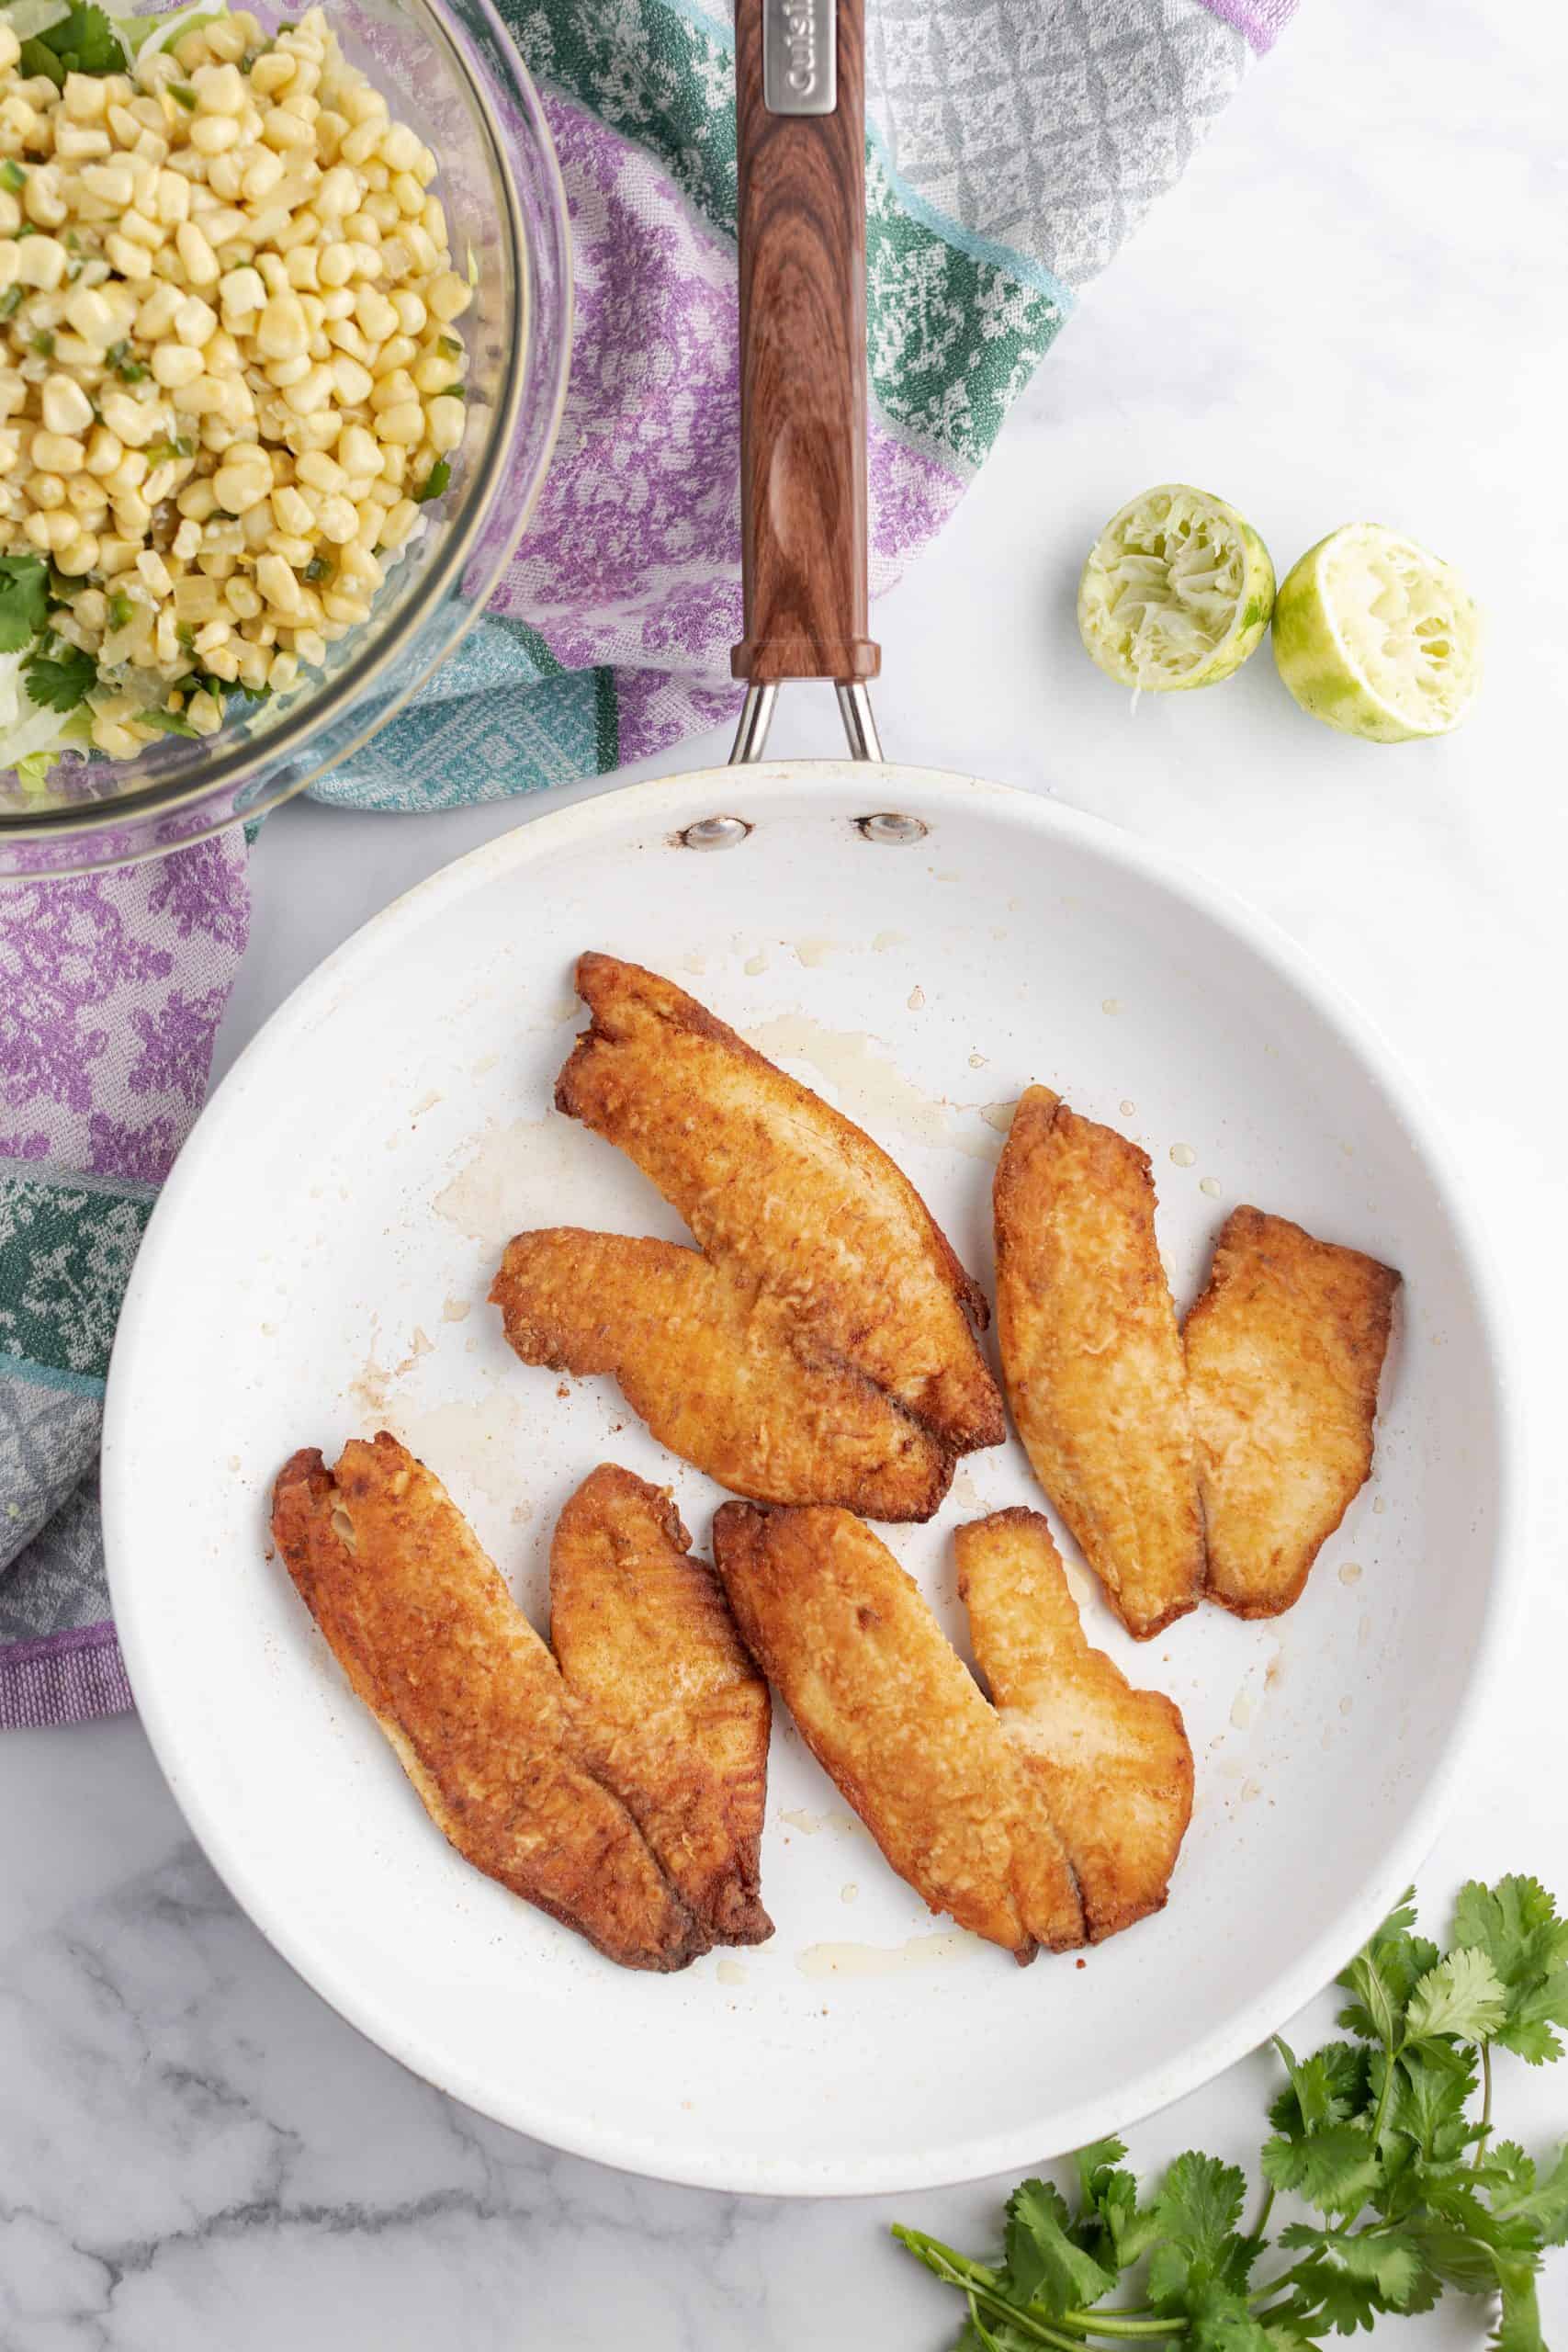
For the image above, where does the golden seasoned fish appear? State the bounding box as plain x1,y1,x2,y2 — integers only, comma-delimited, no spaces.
491,1228,953,1521
994,1086,1203,1640
957,1509,1193,1942
1184,1206,1400,1617
555,953,1005,1457
271,1435,705,1973
551,1464,773,1946
712,1503,1084,1960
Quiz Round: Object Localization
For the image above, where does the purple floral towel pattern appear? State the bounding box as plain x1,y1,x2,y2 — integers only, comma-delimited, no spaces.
0,841,249,1726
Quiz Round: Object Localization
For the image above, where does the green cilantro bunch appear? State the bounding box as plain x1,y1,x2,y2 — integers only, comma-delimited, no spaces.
895,1877,1568,2349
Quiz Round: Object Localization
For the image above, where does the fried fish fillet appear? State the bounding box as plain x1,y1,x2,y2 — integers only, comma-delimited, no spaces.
551,1464,773,1946
491,1228,953,1521
1184,1206,1400,1618
712,1503,1084,1960
957,1509,1193,1942
994,1086,1203,1640
271,1435,705,1973
555,953,1004,1457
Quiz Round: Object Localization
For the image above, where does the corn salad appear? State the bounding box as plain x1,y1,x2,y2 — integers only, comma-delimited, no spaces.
0,4,471,761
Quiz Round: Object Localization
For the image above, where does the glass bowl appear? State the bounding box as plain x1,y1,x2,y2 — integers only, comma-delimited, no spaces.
0,0,571,879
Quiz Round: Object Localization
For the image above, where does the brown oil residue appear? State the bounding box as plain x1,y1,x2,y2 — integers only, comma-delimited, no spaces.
795,1931,981,1981
742,1013,1000,1160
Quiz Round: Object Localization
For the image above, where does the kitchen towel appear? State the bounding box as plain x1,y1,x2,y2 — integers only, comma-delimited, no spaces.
0,0,1295,1727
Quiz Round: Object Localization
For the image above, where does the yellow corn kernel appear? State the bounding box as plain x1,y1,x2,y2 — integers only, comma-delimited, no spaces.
269,483,312,536
31,430,86,476
186,687,223,734
153,167,191,225
152,342,205,390
103,231,152,282
280,364,333,416
367,367,415,414
55,120,112,161
189,112,239,155
375,399,422,447
112,491,152,537
379,495,419,548
213,459,271,514
15,236,68,291
255,289,309,360
175,220,220,286
331,423,377,481
224,575,262,620
22,166,66,231
314,492,355,543
425,270,470,323
169,374,226,416
255,551,302,612
192,60,245,116
24,504,73,547
39,372,94,437
174,293,219,346
426,395,464,456
171,515,201,560
132,282,181,343
266,648,299,690
54,531,99,575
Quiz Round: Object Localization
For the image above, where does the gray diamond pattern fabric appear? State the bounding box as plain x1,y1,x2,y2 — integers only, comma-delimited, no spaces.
865,0,1248,288
0,1376,105,1575
0,1476,109,1647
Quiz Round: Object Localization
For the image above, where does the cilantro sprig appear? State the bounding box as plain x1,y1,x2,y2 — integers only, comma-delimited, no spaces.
17,3,127,86
894,1877,1568,2351
0,554,50,654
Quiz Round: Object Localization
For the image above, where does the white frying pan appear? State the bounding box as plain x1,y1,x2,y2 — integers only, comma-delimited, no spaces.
100,0,1517,2193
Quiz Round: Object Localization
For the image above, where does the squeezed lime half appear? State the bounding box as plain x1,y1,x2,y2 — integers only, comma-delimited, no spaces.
1077,483,1276,692
1271,523,1483,742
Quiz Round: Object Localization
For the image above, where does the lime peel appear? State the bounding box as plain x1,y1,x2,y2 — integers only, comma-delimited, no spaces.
1271,523,1482,742
1077,483,1276,693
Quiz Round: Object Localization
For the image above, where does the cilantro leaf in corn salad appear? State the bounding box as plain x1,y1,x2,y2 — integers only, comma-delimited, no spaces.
0,0,473,790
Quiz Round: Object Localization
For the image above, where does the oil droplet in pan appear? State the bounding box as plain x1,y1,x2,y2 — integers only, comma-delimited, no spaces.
1169,1142,1197,1168
1200,1174,1222,1199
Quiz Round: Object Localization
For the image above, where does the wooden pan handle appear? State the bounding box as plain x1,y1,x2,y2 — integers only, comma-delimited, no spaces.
730,0,880,686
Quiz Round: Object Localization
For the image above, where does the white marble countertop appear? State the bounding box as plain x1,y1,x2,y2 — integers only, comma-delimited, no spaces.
5,0,1567,2342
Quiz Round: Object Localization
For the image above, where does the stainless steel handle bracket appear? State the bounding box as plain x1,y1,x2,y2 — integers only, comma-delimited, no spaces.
728,679,884,764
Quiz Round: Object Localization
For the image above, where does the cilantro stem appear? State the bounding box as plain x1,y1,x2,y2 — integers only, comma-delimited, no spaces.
1368,2039,1400,2150
1061,2318,1173,2337
1250,2180,1276,2241
1472,2041,1493,2167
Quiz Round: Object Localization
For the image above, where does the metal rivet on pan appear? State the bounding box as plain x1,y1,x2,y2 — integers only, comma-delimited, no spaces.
679,815,753,850
856,811,928,845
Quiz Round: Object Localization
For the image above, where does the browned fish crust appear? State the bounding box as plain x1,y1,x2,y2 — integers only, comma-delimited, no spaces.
551,1464,773,1945
1185,1206,1400,1618
994,1086,1203,1640
554,953,1005,1456
271,1436,706,1973
491,1228,953,1521
712,1502,1085,1961
957,1508,1193,1942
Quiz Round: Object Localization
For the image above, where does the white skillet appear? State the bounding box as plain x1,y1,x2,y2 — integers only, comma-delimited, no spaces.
101,0,1517,2196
